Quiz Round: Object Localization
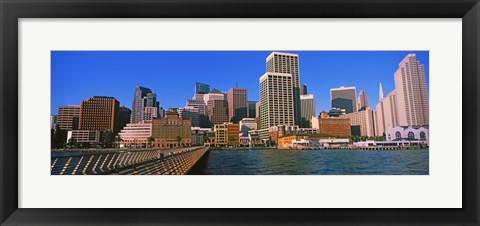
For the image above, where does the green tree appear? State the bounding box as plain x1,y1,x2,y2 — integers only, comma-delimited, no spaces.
147,136,155,148
176,136,182,148
114,135,123,149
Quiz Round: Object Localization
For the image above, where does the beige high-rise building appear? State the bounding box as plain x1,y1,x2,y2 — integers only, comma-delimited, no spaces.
266,52,301,126
357,90,368,111
394,53,429,126
300,94,316,128
340,107,375,137
374,90,399,136
259,72,294,129
57,105,80,130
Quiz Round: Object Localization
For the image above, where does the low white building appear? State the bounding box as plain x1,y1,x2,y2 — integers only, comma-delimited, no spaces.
385,126,429,144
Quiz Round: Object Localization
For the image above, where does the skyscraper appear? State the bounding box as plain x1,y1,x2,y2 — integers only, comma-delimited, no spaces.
247,101,257,118
142,93,159,120
186,99,208,128
331,86,357,113
259,72,294,129
178,106,200,127
227,87,248,123
207,99,229,125
57,105,80,130
340,107,375,137
195,82,210,94
116,106,131,133
357,90,368,111
394,53,429,126
79,96,119,134
203,88,225,104
300,84,308,95
300,94,316,128
131,86,152,123
266,52,301,126
374,90,398,136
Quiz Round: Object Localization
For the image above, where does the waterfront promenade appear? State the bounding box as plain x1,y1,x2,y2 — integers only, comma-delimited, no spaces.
51,146,210,175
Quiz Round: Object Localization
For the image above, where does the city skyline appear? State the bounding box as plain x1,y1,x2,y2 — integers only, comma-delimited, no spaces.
51,51,429,115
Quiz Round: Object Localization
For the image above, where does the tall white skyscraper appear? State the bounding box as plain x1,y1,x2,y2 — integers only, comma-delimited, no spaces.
394,53,429,126
259,72,294,129
266,52,301,126
300,94,316,128
374,90,398,136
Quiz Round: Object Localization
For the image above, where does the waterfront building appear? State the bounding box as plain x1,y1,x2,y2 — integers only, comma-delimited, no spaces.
268,125,318,143
207,99,229,125
213,123,240,147
195,82,210,94
186,99,208,128
357,90,368,111
317,111,351,137
300,84,308,95
259,72,295,129
227,87,248,123
374,87,399,136
266,52,301,126
318,138,350,148
79,96,119,134
277,135,307,149
131,86,153,123
385,125,429,144
300,94,316,128
331,86,357,113
178,106,200,127
118,121,152,148
339,107,375,137
239,118,257,134
57,105,80,130
239,134,253,147
67,130,101,147
191,127,212,146
394,53,429,126
151,110,192,148
248,101,257,118
248,128,270,143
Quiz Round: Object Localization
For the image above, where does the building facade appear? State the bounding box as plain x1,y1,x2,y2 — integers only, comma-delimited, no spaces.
151,111,192,148
58,105,80,130
131,86,153,123
394,53,429,126
374,88,399,136
195,82,210,94
239,118,257,134
118,121,152,148
357,90,368,111
213,123,239,147
227,87,248,123
331,86,357,113
300,84,308,95
300,94,316,128
317,111,351,137
186,99,208,128
67,130,101,146
178,106,200,127
248,101,257,118
266,52,301,126
259,72,294,129
207,99,229,125
339,107,375,137
78,96,119,134
385,125,429,144
191,127,212,146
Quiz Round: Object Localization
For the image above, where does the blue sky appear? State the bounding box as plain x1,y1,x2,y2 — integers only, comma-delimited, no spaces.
51,51,429,115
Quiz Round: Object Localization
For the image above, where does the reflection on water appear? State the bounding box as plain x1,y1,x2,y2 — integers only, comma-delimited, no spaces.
193,149,429,175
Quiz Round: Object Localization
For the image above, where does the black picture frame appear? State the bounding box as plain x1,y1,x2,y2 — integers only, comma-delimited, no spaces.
1,0,478,225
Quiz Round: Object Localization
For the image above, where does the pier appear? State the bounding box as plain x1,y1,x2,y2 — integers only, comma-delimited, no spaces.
51,146,210,175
